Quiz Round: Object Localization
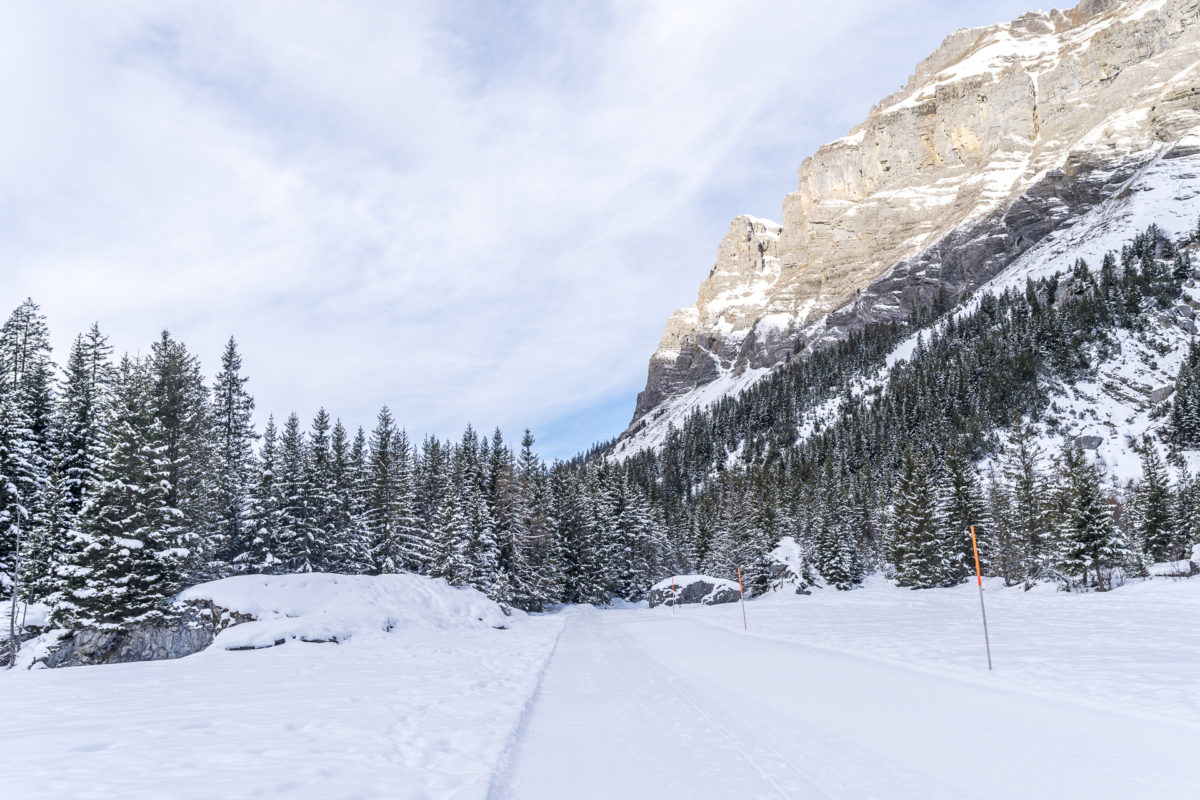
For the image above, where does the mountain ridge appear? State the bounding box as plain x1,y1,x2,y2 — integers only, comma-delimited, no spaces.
625,0,1200,452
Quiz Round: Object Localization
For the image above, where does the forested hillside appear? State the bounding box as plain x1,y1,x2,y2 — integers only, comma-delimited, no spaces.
4,223,1200,648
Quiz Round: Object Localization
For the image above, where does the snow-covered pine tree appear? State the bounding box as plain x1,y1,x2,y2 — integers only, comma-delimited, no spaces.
56,325,114,518
306,408,336,571
391,428,433,574
984,467,1022,585
890,449,945,588
458,428,500,598
21,465,71,602
275,412,316,572
1058,442,1124,591
1168,464,1200,564
1002,425,1053,586
814,467,864,590
327,419,366,573
0,301,56,586
211,337,257,571
242,415,283,573
551,466,605,605
514,430,562,609
936,448,989,583
1170,339,1200,446
431,474,473,586
148,331,215,582
364,407,403,574
54,357,186,629
1134,437,1173,563
0,378,36,591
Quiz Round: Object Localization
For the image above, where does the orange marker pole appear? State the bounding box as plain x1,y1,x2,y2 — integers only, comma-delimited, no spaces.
737,567,748,630
671,575,676,613
970,525,993,671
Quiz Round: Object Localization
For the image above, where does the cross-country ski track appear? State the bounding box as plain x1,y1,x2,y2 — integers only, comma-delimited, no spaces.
490,607,1198,800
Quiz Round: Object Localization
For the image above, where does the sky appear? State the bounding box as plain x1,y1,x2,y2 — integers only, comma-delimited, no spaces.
1,0,1041,460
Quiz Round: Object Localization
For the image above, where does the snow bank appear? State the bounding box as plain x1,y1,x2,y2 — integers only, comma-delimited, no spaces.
178,573,512,651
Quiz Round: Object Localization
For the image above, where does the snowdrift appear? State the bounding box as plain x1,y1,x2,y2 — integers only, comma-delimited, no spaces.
179,573,512,651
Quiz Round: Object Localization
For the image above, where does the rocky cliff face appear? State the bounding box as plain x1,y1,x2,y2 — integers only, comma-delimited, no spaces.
630,0,1200,432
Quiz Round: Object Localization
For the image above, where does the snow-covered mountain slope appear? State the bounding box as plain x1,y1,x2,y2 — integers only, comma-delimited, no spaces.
627,0,1200,443
617,145,1200,459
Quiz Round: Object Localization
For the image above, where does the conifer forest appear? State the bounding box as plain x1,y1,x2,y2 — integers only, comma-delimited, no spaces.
3,224,1199,635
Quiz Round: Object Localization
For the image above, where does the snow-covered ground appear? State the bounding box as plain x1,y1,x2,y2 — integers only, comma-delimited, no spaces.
1,575,565,799
3,575,1198,799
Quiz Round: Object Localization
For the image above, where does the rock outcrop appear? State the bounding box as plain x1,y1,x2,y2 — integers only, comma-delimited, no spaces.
648,575,742,608
42,602,252,669
631,0,1200,431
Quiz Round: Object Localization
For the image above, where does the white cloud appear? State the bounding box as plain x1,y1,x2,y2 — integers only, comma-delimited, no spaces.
0,0,1037,457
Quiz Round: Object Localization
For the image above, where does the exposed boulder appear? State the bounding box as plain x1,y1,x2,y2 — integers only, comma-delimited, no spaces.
42,601,251,669
1149,385,1176,404
648,575,741,608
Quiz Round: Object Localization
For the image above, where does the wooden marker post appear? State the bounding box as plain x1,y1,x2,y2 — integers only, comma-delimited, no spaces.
671,575,676,613
736,567,748,630
970,525,993,671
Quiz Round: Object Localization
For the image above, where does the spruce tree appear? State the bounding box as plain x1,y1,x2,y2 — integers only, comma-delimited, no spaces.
890,449,945,588
936,449,988,583
243,416,283,573
275,412,316,572
1134,437,1173,562
56,325,114,518
1002,425,1052,585
55,357,185,628
148,331,214,581
1059,443,1124,590
211,337,256,571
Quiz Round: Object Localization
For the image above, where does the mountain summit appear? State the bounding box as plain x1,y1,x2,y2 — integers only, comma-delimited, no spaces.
627,0,1200,448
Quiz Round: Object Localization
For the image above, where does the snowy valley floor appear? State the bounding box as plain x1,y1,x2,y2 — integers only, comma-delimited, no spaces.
3,576,1199,799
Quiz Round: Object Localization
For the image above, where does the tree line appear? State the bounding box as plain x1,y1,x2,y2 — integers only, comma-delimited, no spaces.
0,308,684,639
5,223,1200,644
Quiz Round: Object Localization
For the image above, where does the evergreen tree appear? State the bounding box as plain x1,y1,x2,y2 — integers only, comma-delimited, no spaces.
890,449,945,588
275,412,316,572
148,331,214,581
56,325,114,518
54,357,185,628
1134,437,1174,563
936,449,989,583
1168,465,1200,564
1058,442,1124,590
1002,425,1052,585
211,337,256,571
243,416,283,573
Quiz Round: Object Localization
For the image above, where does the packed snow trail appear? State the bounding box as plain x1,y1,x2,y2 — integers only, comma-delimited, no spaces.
494,608,1198,800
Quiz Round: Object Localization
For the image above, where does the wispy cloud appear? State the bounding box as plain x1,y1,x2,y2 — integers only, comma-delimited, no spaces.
0,0,1036,458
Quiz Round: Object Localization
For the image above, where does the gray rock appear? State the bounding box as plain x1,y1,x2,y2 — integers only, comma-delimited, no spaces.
1181,318,1197,334
1176,304,1195,319
42,602,252,669
1149,385,1175,404
1075,435,1105,450
648,577,740,608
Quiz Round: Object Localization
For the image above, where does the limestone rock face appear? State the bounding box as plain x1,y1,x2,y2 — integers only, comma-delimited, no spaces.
632,0,1200,426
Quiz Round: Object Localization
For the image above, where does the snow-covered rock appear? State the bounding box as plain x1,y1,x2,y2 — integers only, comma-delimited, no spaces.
768,536,816,594
33,573,511,668
648,575,741,608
